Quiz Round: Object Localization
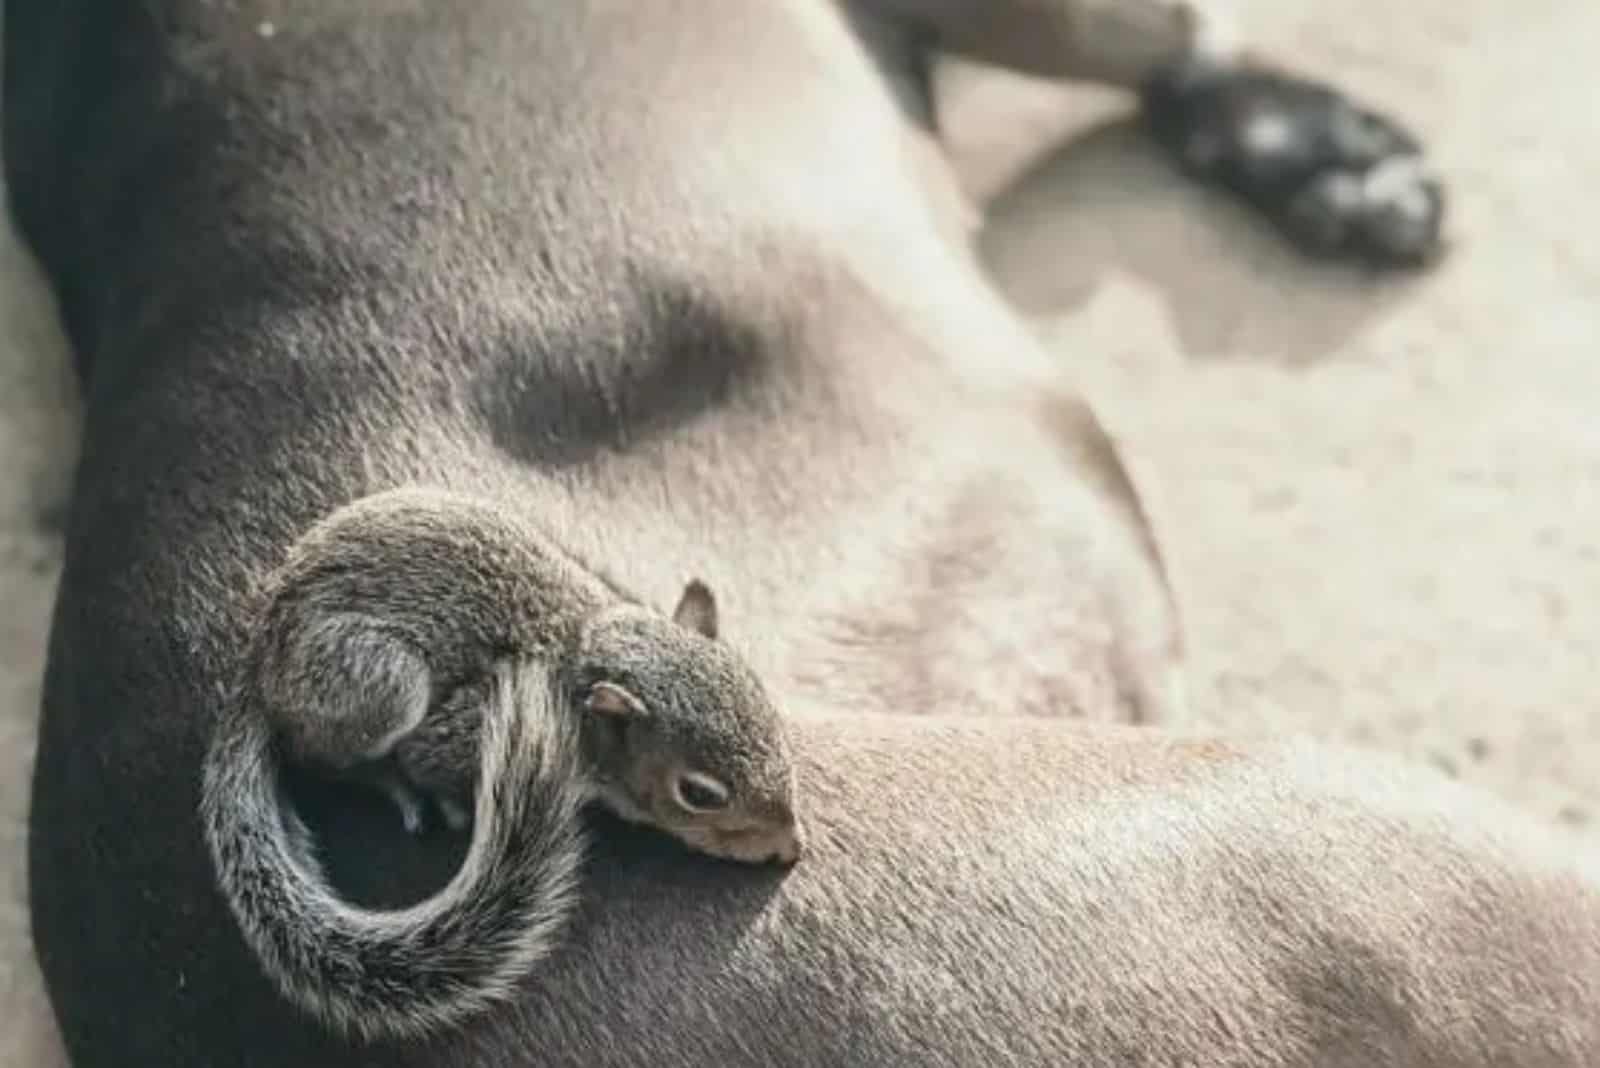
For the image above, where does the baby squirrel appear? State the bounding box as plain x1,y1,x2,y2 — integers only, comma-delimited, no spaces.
200,488,800,1042
383,581,802,866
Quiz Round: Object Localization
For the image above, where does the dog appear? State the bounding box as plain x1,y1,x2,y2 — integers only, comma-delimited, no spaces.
9,1,1594,1065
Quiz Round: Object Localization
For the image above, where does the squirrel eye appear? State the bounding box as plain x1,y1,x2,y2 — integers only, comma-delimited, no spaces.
673,771,731,813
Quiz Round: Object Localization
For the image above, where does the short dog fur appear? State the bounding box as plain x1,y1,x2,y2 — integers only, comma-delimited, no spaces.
8,1,1592,1066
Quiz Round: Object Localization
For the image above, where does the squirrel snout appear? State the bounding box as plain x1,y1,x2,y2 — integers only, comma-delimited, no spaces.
679,818,805,867
770,824,805,866
730,821,804,867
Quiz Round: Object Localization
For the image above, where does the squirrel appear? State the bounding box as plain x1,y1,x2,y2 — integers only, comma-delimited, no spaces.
200,487,801,1042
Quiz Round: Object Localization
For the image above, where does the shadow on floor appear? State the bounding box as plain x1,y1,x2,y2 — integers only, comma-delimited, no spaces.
976,116,1432,367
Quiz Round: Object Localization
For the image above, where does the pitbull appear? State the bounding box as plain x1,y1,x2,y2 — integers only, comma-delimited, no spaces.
8,1,1595,1066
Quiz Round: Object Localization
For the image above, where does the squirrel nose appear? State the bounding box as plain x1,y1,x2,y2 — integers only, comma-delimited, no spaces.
771,823,805,866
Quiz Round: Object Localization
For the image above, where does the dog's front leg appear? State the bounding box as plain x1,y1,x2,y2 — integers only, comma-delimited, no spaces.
846,0,1220,86
849,0,1446,265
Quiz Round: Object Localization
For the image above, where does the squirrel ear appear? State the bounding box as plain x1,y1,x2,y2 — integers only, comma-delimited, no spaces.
585,681,648,719
672,579,719,639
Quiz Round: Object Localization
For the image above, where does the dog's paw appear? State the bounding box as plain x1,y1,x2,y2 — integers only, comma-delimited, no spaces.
1142,62,1445,267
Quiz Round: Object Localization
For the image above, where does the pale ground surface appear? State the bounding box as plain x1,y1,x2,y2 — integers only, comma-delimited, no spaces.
2,1,1597,1063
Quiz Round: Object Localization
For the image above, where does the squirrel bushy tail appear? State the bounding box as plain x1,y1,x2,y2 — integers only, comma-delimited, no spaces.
201,657,588,1041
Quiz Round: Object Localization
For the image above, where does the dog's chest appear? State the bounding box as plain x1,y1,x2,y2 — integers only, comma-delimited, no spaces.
511,388,1151,726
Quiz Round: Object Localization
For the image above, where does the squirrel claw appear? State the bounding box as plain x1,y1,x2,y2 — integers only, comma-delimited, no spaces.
376,774,431,835
438,798,472,833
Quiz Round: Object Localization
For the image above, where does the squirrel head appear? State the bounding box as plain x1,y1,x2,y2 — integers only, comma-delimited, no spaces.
570,580,801,866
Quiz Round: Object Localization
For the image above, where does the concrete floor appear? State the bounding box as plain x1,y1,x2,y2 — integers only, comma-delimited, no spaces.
3,1,1597,1063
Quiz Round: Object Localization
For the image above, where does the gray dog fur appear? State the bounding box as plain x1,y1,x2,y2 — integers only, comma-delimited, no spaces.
4,0,1593,1065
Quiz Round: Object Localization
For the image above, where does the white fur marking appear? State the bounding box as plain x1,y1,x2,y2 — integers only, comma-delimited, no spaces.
1362,155,1434,222
1241,112,1297,158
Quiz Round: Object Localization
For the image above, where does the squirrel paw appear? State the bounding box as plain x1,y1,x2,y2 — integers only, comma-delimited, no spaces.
373,770,469,836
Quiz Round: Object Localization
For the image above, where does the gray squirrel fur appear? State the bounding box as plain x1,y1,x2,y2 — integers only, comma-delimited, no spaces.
10,0,1592,1066
203,657,587,1042
204,487,799,1040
